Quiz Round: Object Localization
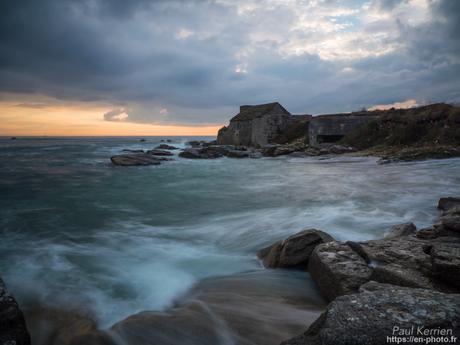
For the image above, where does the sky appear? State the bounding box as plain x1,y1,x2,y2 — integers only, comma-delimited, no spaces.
0,0,459,136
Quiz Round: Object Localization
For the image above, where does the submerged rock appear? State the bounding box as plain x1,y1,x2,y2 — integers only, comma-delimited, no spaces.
257,229,334,268
281,282,460,345
111,271,325,345
0,278,31,345
110,154,163,166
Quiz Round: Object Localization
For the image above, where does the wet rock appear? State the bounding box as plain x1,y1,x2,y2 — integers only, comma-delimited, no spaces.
121,149,144,153
416,224,460,239
226,150,250,158
438,197,460,213
179,148,222,159
281,282,460,345
257,229,334,268
308,241,372,301
384,222,416,238
154,144,178,150
186,140,208,148
0,278,31,345
439,206,460,232
110,154,162,166
24,306,114,345
429,242,460,288
146,149,174,156
112,270,325,345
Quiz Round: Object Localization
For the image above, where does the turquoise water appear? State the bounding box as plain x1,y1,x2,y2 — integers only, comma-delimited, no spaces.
1,136,460,327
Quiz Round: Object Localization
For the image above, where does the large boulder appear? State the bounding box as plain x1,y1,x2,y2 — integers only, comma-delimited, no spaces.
110,154,163,166
308,241,372,301
309,232,460,301
257,229,334,268
0,278,30,345
281,282,460,345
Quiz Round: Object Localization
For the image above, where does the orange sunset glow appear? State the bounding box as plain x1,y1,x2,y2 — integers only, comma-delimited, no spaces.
0,100,221,136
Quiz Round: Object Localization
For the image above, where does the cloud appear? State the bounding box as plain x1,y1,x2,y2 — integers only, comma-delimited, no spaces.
0,0,459,125
103,108,130,121
367,99,419,111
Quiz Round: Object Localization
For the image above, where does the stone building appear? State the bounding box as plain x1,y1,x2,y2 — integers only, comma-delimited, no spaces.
217,102,293,147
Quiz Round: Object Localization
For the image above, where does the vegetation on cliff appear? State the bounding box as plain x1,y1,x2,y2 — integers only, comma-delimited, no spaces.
339,103,460,160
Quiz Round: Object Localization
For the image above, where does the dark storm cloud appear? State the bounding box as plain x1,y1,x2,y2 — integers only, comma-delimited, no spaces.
0,0,459,124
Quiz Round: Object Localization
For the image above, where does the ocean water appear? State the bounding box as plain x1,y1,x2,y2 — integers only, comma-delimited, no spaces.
1,136,460,328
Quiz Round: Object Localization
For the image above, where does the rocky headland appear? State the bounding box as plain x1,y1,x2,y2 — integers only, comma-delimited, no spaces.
110,102,460,166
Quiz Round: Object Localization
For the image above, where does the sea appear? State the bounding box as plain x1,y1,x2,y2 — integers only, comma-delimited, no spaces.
1,136,459,334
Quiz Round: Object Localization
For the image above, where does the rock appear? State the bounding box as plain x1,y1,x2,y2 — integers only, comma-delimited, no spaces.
226,150,250,158
146,149,174,156
416,224,460,239
257,229,334,268
438,197,460,213
179,148,222,159
179,145,247,159
281,282,460,345
112,270,325,345
25,306,115,345
318,145,355,155
384,222,416,238
154,144,179,150
429,242,460,288
110,154,162,166
369,263,435,289
308,241,372,301
270,142,306,157
261,144,282,157
439,206,460,232
121,149,144,153
186,140,207,148
345,241,371,264
0,278,31,345
309,228,460,298
139,139,146,142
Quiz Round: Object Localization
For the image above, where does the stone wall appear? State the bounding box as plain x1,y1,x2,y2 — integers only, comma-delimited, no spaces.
308,114,378,147
217,103,293,147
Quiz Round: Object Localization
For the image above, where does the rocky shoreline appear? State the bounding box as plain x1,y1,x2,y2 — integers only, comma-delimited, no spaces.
259,197,460,345
3,197,459,345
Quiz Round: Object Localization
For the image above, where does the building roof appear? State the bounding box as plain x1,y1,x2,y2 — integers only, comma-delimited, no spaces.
230,102,291,121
